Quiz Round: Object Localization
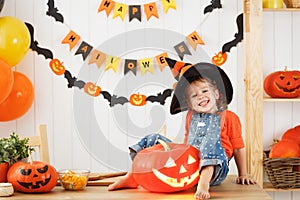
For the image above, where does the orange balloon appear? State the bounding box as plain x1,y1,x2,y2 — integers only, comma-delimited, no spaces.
0,71,34,121
0,58,13,104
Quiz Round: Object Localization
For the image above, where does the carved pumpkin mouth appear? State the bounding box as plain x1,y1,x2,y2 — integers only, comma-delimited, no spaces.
152,168,199,188
17,175,51,189
275,83,300,93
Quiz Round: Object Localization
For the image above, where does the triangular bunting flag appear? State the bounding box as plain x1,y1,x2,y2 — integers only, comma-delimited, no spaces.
139,58,154,75
105,56,120,73
74,41,93,61
113,3,127,21
98,0,115,16
174,41,192,60
129,5,142,22
61,30,81,51
124,59,137,75
186,31,205,51
144,3,159,20
88,49,106,68
155,52,169,71
161,0,176,13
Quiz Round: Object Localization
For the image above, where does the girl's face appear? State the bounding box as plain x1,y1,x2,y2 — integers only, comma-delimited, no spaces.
186,79,219,114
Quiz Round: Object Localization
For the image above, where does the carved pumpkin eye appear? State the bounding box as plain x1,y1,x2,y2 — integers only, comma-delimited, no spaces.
37,165,48,174
294,76,299,81
164,157,176,168
20,169,32,176
279,74,285,80
188,154,197,164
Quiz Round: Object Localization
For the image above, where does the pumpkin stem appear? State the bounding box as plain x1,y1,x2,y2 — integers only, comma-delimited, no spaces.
28,148,33,165
157,139,171,151
284,66,288,71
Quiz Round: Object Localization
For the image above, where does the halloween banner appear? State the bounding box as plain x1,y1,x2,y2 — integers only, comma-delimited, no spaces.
98,0,177,22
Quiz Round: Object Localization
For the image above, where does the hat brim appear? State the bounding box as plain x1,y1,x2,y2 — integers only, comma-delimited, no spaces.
170,62,233,115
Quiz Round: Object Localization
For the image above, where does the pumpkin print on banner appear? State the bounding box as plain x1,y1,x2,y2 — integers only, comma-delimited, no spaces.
132,140,200,193
7,161,58,193
263,67,300,98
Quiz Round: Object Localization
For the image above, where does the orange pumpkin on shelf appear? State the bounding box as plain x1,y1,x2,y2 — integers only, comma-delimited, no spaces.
263,67,300,98
129,93,147,106
281,125,300,146
269,140,300,158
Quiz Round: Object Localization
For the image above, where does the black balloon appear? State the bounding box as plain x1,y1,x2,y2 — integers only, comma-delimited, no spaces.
0,0,5,13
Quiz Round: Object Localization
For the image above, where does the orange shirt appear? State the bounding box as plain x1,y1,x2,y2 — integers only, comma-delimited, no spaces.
184,110,245,158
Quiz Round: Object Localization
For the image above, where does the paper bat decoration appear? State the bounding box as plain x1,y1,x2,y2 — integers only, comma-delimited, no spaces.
146,89,173,105
101,91,129,107
204,0,222,14
25,22,54,59
64,70,85,89
46,0,64,23
222,13,243,53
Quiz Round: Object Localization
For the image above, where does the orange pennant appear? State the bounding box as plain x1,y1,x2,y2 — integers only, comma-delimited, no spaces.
186,31,205,51
98,0,115,16
88,49,106,68
61,30,81,51
155,52,169,71
144,3,159,20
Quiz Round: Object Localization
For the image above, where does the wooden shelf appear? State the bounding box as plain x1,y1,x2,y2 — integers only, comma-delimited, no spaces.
263,8,300,12
263,182,300,191
263,97,300,102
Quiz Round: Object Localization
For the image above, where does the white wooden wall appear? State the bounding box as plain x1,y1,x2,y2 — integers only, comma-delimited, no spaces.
263,11,300,200
2,0,298,199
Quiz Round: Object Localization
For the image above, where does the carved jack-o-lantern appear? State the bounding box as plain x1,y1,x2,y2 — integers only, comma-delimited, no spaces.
129,93,147,106
132,141,200,193
7,161,58,193
212,51,227,66
49,59,66,75
264,67,300,98
84,82,101,97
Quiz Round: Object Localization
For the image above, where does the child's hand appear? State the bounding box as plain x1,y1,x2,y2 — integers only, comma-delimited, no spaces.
236,175,256,185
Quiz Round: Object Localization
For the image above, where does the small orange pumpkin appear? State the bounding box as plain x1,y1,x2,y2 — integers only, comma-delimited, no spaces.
7,160,58,193
281,125,300,146
269,140,300,158
84,82,101,97
264,67,300,98
129,93,147,106
49,59,66,75
212,51,227,66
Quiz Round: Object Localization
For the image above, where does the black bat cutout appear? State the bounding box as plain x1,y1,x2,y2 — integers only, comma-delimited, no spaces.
25,22,53,60
64,70,85,89
204,0,222,14
46,0,64,23
222,13,243,53
101,91,129,107
146,89,173,105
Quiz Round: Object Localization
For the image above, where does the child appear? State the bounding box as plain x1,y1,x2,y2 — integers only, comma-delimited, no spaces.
108,61,256,200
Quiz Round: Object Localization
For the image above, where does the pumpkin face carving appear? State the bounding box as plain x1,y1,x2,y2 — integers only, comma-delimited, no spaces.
132,142,200,193
7,161,58,193
84,82,101,97
212,51,227,66
129,93,147,106
264,68,300,98
49,58,66,75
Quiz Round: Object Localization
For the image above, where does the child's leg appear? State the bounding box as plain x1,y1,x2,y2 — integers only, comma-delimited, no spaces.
194,166,214,200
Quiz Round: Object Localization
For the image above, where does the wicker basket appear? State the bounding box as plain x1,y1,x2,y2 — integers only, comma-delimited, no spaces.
263,153,300,189
284,0,300,8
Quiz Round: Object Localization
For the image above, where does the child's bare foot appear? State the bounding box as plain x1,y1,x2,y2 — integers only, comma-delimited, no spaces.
107,173,139,191
194,183,210,200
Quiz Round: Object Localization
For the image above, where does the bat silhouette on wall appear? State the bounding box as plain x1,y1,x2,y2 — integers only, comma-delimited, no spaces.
101,91,129,107
204,0,222,14
222,13,243,53
46,0,64,23
25,22,54,60
146,89,173,105
64,70,85,89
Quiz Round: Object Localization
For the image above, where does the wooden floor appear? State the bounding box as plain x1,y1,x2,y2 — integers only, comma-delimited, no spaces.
6,175,271,200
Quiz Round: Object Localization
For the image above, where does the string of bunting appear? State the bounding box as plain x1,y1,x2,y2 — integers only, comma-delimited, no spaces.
98,0,177,22
26,0,243,107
